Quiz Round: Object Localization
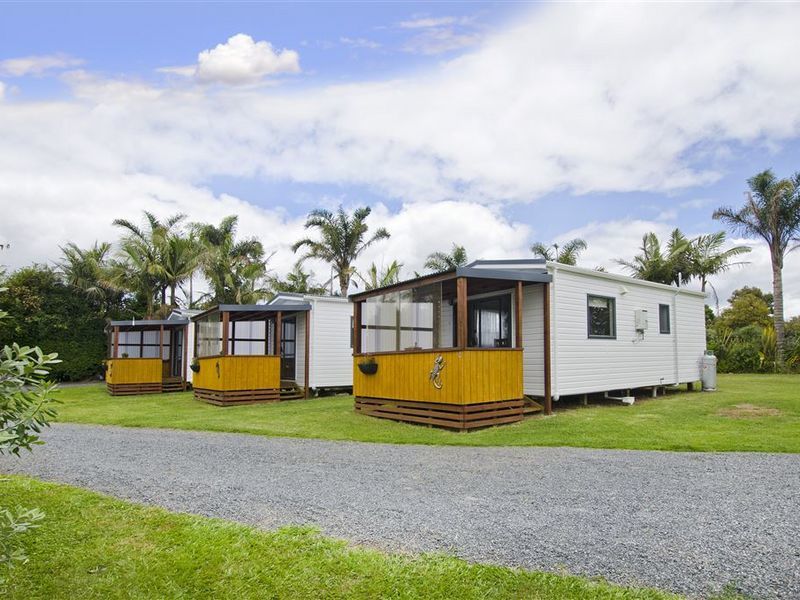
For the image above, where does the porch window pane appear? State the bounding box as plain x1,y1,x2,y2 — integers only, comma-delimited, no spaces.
197,313,222,357
362,282,443,352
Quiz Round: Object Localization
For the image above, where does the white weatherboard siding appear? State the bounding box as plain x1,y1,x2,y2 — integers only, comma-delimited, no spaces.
675,293,707,382
185,323,195,384
546,266,706,397
295,312,306,384
308,297,353,388
521,284,546,397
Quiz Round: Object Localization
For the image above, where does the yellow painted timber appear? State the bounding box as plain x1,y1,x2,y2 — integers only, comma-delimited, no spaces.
353,349,522,405
105,358,162,385
193,356,281,391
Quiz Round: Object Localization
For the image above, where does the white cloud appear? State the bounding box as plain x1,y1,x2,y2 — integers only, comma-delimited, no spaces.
340,37,381,49
0,53,83,77
403,28,482,55
398,14,481,54
1,4,800,314
357,201,530,279
0,81,5,100
680,198,715,210
159,34,300,85
399,16,471,29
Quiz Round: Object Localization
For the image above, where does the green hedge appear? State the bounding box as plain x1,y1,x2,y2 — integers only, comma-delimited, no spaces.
0,267,107,381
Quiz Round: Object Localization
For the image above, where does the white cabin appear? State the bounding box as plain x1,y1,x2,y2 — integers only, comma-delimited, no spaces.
268,293,354,391
468,260,707,399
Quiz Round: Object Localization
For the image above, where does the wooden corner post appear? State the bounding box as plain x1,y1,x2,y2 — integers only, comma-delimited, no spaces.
515,280,523,349
456,277,468,349
352,301,361,355
543,282,552,415
275,311,282,357
159,324,164,361
221,311,229,356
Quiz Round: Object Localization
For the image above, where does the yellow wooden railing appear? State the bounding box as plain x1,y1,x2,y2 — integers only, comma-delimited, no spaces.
105,358,162,385
353,349,523,405
193,355,281,391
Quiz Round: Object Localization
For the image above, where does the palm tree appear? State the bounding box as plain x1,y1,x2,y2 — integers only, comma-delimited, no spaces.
714,169,800,367
530,238,587,265
356,260,403,290
292,206,390,297
616,229,692,286
193,215,271,305
59,241,113,302
270,262,327,295
109,211,187,315
424,244,468,273
690,232,751,295
156,234,200,308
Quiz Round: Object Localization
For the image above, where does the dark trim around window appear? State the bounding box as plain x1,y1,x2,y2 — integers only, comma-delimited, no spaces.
587,294,617,339
659,303,671,334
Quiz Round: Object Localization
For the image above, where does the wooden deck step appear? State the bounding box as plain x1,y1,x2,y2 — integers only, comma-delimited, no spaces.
522,397,544,415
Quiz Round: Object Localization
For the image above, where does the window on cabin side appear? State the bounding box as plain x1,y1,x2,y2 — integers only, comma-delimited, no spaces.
659,303,671,334
587,295,616,339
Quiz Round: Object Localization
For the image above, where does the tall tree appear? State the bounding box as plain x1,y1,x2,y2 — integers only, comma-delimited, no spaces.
58,241,113,303
108,212,186,317
424,244,468,273
714,169,800,368
156,234,200,308
270,262,327,296
356,260,403,290
292,206,390,297
689,232,751,297
530,238,587,265
616,229,692,286
194,215,271,305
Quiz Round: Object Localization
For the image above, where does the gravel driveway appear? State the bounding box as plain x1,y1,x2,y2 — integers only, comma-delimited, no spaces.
2,424,798,599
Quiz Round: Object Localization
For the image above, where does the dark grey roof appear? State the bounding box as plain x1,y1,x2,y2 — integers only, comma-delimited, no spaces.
467,259,546,267
454,266,551,283
349,262,551,300
108,319,190,328
191,303,311,321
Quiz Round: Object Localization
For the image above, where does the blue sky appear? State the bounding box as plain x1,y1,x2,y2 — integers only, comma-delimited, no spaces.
1,2,799,313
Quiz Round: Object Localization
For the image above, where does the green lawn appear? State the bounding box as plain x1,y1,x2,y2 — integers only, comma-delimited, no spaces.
53,373,800,452
1,476,675,600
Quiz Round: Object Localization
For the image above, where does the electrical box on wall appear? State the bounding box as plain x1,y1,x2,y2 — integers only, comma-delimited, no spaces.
634,309,648,332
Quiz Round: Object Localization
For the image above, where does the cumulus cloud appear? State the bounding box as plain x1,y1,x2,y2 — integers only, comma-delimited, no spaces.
398,14,481,54
159,34,300,85
0,53,83,77
340,37,381,49
399,16,471,29
0,81,5,100
1,4,800,312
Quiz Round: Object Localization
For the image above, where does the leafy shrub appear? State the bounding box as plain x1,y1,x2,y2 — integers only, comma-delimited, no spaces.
0,303,59,588
0,267,106,381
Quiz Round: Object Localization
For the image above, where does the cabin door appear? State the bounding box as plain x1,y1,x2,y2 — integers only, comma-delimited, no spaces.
170,329,184,378
467,295,512,348
280,318,296,381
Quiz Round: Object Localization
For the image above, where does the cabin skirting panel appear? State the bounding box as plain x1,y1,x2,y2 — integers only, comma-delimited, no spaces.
354,397,524,430
194,386,305,406
106,382,163,396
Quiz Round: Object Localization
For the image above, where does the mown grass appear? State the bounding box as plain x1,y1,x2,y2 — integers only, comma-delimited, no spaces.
0,476,675,600
53,374,800,452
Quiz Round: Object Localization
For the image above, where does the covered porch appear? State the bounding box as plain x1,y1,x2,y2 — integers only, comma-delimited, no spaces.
106,319,190,395
350,264,553,430
191,303,310,405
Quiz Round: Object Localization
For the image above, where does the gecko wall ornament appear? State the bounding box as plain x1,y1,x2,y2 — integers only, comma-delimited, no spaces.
429,354,446,389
